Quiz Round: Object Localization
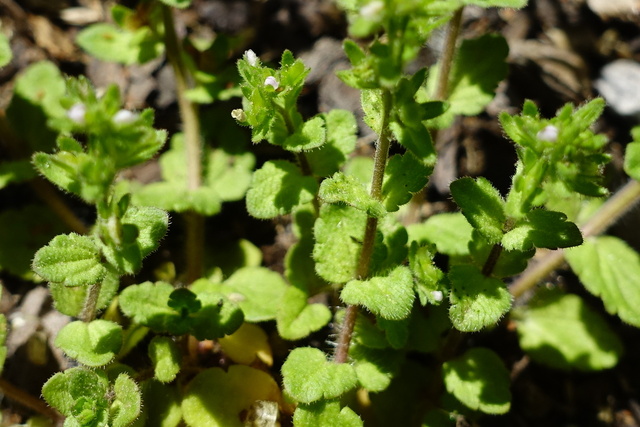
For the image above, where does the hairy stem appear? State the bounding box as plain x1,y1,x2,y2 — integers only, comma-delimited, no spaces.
509,179,640,299
482,244,503,277
162,5,204,283
335,90,393,364
433,7,464,102
80,283,101,322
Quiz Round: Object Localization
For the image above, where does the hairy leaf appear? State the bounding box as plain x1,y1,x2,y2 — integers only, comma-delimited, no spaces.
110,374,141,427
407,212,473,256
443,348,511,414
448,265,512,332
566,236,640,327
55,320,122,367
149,336,181,383
276,286,332,340
246,160,318,218
319,172,386,217
282,347,358,403
32,234,107,286
450,177,506,245
515,291,623,370
293,401,363,427
341,266,415,320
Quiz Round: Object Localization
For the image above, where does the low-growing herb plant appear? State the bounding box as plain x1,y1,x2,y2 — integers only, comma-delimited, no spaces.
2,0,640,426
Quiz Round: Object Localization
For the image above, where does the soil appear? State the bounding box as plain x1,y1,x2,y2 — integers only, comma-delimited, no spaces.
2,0,640,426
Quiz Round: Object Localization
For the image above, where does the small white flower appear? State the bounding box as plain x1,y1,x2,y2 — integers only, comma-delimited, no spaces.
231,108,247,122
245,49,258,66
537,125,559,142
431,290,444,302
113,109,138,125
67,103,86,124
264,76,279,90
360,1,384,19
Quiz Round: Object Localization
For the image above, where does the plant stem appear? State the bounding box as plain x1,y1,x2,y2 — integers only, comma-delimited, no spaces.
334,90,393,364
482,244,503,277
433,7,464,102
162,5,204,283
0,377,63,423
80,283,101,322
509,179,640,299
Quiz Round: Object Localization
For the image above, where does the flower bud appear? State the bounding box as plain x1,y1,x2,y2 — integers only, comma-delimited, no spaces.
537,125,559,142
245,49,258,66
360,1,384,19
264,76,279,90
431,290,443,302
67,103,86,124
113,109,138,124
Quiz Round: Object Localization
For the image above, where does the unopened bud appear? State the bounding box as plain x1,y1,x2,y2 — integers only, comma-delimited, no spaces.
431,290,443,302
113,109,138,124
537,125,559,142
264,76,279,90
67,103,86,124
245,49,258,66
360,1,384,19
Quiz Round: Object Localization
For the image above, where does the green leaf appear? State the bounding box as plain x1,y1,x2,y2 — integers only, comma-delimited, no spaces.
0,32,11,68
340,266,415,320
246,160,318,218
382,152,433,212
122,205,169,258
42,367,109,424
450,177,506,245
566,236,640,327
282,347,358,403
351,346,402,392
319,172,386,217
282,115,327,152
158,0,192,8
624,127,640,180
306,110,358,176
181,365,280,427
409,243,445,306
502,209,582,251
110,374,141,427
55,320,123,367
469,231,534,278
314,204,367,283
49,270,119,317
32,234,107,286
135,380,182,427
462,0,527,7
0,160,36,189
7,61,65,151
515,291,623,370
426,34,508,128
276,286,332,340
149,336,181,383
407,212,473,256
293,401,363,427
442,348,511,414
77,24,163,65
194,267,287,322
448,265,512,332
119,281,243,339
